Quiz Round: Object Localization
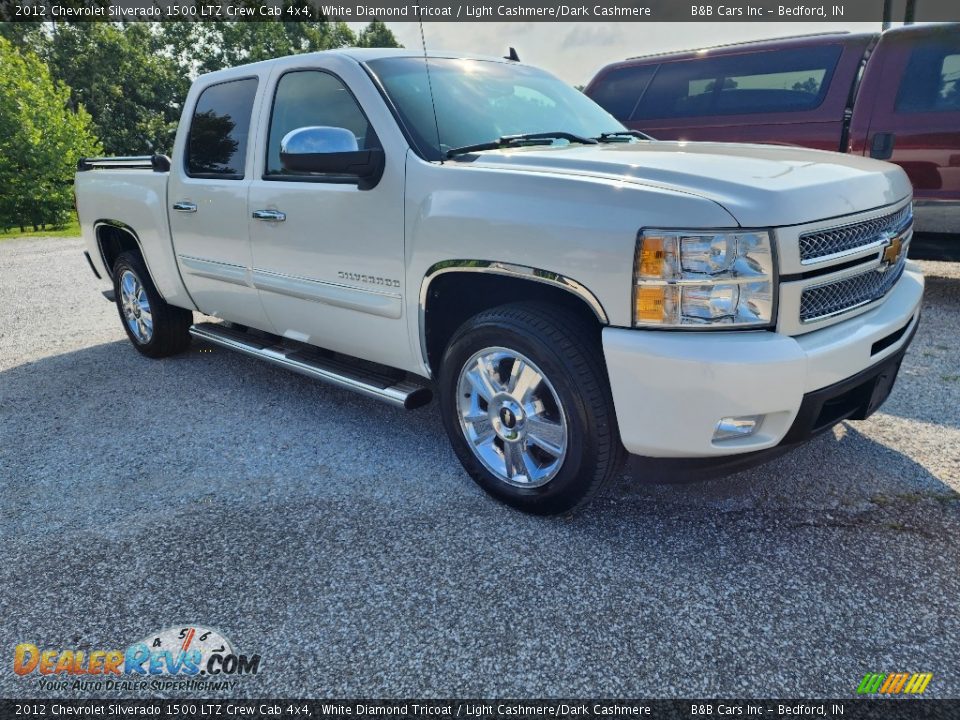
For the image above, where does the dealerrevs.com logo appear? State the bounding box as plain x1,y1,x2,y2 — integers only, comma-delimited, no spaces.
13,626,261,692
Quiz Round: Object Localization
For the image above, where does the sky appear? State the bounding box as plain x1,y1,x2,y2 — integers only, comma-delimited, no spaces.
346,21,887,86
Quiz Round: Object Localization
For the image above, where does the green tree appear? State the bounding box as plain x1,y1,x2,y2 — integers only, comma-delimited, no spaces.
42,23,188,155
0,21,45,50
705,78,738,92
1,17,399,162
187,110,238,173
945,79,960,107
791,77,820,94
0,36,100,230
356,21,402,48
162,20,359,76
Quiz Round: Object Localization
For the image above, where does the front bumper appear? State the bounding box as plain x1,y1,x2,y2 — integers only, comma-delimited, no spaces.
603,266,923,458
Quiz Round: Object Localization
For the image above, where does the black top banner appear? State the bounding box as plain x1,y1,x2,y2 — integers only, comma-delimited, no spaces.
1,0,959,22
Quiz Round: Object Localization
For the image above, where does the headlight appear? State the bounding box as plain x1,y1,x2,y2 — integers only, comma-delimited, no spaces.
633,229,775,328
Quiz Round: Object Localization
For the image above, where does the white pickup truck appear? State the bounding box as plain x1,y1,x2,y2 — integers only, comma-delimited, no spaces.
76,49,923,514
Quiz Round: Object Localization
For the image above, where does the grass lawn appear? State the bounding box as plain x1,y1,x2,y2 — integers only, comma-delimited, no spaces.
0,215,80,240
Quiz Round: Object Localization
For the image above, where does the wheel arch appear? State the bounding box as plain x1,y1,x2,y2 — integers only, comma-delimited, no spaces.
418,260,609,378
94,220,149,282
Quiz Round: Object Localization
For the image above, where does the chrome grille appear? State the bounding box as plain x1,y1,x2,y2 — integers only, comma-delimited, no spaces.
799,205,912,263
800,255,906,323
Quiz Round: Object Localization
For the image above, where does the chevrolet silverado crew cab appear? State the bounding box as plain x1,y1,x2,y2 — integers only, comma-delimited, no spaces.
76,49,924,515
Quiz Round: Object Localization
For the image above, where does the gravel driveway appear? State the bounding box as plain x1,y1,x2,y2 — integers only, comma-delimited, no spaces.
1,237,958,699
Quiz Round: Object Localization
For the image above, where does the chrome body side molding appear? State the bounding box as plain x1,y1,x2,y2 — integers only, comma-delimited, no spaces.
417,260,609,373
251,269,402,319
178,255,250,287
177,259,404,320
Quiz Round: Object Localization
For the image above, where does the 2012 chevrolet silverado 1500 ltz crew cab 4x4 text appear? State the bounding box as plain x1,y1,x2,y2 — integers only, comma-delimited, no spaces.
76,49,923,515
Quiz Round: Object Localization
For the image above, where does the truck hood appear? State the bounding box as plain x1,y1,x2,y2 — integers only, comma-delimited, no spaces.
457,141,912,227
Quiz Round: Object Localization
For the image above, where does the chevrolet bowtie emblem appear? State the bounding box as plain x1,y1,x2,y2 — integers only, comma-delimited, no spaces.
881,233,903,267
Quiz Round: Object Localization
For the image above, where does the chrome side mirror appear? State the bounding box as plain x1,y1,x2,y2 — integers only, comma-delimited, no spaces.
279,126,384,190
281,126,359,155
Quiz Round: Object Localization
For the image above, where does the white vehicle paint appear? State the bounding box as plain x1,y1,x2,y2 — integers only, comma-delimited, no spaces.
75,49,923,511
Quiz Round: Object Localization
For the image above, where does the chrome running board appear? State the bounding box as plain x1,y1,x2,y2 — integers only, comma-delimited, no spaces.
189,322,432,410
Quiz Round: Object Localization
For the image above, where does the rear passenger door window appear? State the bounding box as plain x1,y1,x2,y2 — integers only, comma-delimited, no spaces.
874,34,960,196
265,70,379,179
896,46,960,112
185,78,258,179
635,46,842,119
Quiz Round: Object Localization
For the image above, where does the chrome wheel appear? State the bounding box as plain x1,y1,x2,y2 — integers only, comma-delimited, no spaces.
456,347,568,488
119,269,153,344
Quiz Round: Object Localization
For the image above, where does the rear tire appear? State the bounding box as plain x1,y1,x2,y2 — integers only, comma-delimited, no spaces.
438,302,625,515
113,251,192,358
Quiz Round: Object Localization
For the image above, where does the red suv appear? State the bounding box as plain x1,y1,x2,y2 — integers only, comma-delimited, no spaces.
585,24,960,235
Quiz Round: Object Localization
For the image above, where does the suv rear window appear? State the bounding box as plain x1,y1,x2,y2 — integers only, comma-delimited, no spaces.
588,65,657,120
634,45,842,119
896,45,960,112
186,78,258,179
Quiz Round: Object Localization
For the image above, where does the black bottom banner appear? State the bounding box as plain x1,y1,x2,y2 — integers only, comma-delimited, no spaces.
0,700,956,720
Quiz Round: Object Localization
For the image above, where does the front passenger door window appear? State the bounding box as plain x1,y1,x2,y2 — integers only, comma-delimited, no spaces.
265,71,379,180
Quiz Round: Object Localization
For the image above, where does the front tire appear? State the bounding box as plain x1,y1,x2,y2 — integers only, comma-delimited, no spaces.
113,251,192,358
439,302,625,515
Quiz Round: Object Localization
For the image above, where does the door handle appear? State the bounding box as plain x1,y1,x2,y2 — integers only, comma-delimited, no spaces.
172,201,197,213
252,209,286,222
870,133,895,160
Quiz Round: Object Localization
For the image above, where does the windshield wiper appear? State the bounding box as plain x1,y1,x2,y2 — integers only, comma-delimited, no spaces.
594,130,654,142
445,131,598,159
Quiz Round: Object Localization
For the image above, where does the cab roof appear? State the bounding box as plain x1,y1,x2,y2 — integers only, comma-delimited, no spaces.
603,22,957,69
621,31,874,64
197,48,517,83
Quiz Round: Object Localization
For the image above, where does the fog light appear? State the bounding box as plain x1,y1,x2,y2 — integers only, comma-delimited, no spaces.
713,415,764,441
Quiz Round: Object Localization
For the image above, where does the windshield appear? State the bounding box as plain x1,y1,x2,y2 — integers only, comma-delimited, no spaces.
365,57,627,160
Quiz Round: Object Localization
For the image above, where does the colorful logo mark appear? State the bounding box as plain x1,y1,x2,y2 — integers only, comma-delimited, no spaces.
857,672,932,695
13,625,260,679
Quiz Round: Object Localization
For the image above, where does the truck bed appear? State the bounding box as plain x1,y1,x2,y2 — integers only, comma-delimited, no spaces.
75,158,195,309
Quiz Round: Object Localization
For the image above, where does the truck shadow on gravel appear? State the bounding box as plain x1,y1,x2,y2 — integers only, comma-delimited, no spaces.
1,336,956,530
808,262,960,434
610,427,958,517
3,339,959,701
872,266,960,427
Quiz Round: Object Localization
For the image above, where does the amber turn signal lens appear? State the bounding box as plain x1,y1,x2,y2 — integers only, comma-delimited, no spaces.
637,235,667,278
634,286,666,322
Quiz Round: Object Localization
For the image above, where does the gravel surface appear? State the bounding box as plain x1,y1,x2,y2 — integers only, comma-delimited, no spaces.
1,237,958,699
